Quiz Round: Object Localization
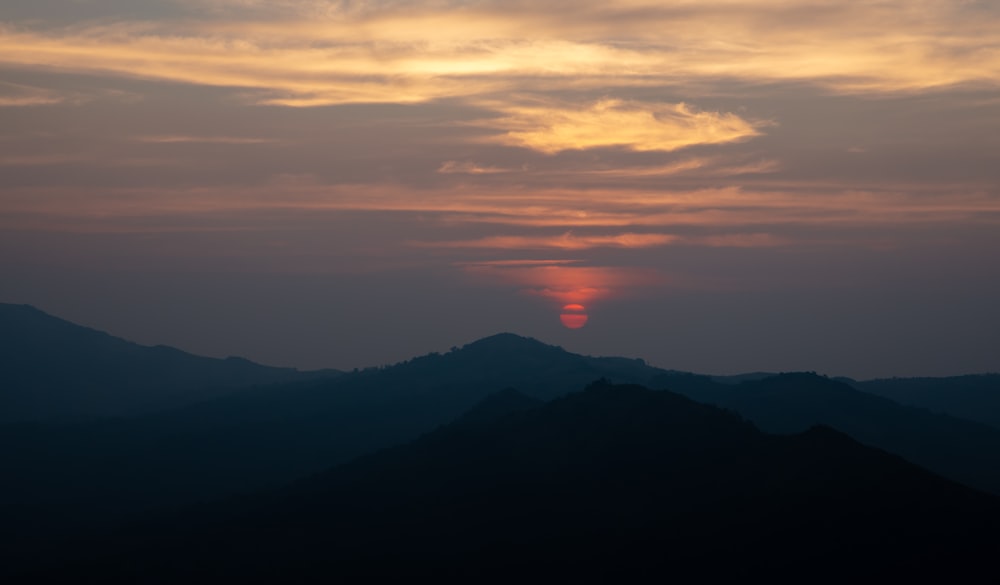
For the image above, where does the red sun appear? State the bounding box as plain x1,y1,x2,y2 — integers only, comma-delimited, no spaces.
559,303,589,329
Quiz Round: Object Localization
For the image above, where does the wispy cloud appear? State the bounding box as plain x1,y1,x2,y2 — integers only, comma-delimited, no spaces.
0,153,89,166
416,232,681,250
0,81,71,107
1,1,997,111
6,183,997,232
133,135,279,144
418,231,788,251
436,161,513,174
479,99,764,153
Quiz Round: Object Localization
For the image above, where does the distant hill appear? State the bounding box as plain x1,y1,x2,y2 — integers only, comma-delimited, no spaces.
4,322,1000,578
0,332,667,570
27,382,1000,583
854,375,1000,429
654,371,1000,496
0,303,338,422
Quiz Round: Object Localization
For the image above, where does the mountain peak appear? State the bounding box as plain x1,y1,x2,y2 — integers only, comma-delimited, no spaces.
0,302,85,330
449,333,571,365
0,302,43,314
0,303,323,422
460,332,555,352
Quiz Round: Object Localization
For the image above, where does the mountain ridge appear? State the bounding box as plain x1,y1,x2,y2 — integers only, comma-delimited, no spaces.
28,381,1000,584
4,305,1000,579
0,302,339,422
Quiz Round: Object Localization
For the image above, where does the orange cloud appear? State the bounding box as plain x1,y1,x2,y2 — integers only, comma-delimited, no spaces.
419,230,788,251
5,182,999,237
480,99,764,153
436,161,512,174
415,232,680,250
1,1,997,112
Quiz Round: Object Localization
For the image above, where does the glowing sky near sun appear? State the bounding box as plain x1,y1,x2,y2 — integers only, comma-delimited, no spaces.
1,1,999,376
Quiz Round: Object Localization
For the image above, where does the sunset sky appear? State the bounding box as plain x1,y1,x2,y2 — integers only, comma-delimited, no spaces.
2,0,998,378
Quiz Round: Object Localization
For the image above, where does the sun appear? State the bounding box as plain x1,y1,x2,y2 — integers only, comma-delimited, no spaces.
559,303,588,329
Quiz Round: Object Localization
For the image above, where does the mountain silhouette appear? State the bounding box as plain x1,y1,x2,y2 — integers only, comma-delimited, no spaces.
451,386,545,425
4,310,1000,579
656,371,1000,496
0,331,665,571
0,303,337,422
855,374,1000,428
26,382,1000,584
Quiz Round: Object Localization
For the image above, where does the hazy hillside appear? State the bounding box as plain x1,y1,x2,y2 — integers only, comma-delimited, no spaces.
27,382,1000,583
655,371,1000,496
0,332,665,570
4,312,999,580
855,375,1000,429
0,303,338,422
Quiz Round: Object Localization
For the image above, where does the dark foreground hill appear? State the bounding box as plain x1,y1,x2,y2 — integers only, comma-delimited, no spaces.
0,303,336,422
28,383,1000,584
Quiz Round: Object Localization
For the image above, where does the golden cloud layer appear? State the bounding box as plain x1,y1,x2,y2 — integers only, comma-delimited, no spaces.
3,1,997,312
1,0,997,108
481,99,762,153
3,1,996,158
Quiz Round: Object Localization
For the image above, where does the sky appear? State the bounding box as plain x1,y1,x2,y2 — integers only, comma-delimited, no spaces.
1,0,999,379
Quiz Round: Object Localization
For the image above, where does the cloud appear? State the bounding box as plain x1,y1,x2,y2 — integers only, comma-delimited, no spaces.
0,80,141,113
0,81,81,107
133,135,278,144
1,0,997,112
415,232,681,250
436,160,512,174
480,99,764,153
0,153,89,166
6,182,997,235
417,230,788,251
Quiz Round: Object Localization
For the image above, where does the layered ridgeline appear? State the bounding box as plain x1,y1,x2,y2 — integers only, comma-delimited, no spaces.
0,303,338,422
25,383,1000,583
0,324,670,571
653,372,1000,496
853,375,1000,429
3,306,1000,578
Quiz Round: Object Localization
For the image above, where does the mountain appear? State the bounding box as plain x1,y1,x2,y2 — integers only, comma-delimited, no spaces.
0,303,338,422
451,386,545,425
0,332,666,570
4,314,1000,579
27,382,1000,583
854,375,1000,429
655,371,1000,496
